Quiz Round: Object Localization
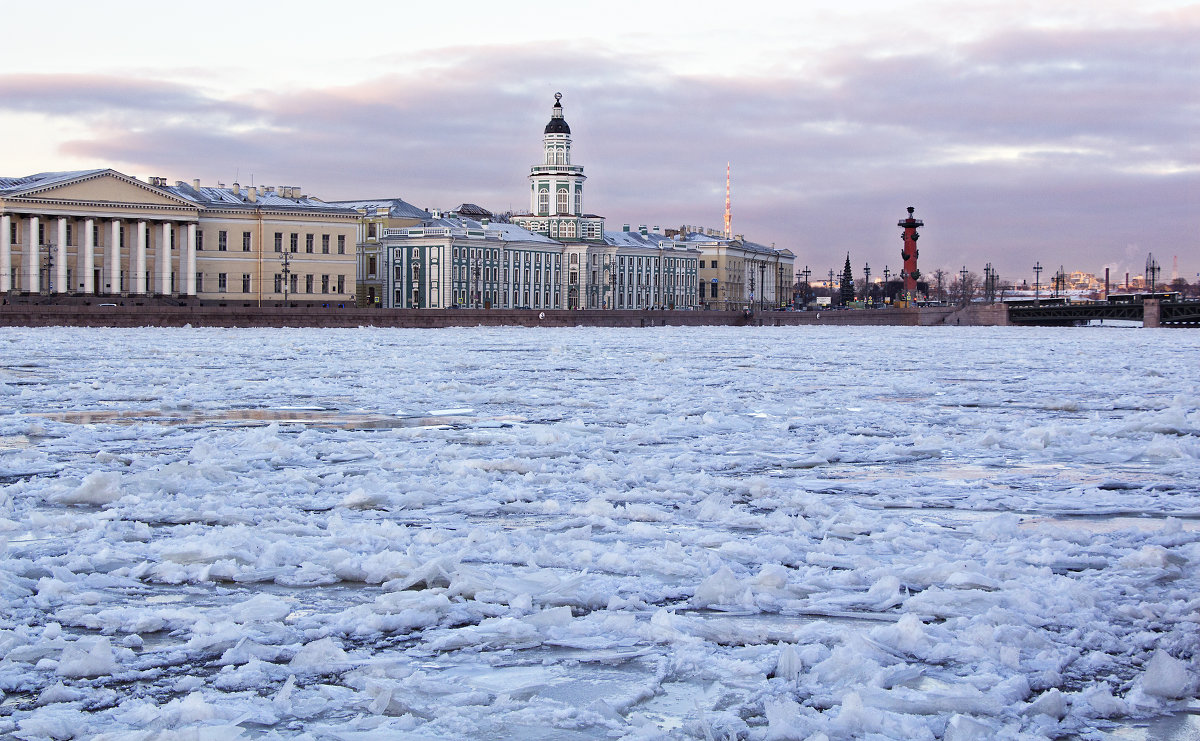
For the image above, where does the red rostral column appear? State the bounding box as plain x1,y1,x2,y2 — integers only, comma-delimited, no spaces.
898,206,923,294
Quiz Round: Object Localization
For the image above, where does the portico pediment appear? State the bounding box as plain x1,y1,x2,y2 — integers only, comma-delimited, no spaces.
5,170,197,212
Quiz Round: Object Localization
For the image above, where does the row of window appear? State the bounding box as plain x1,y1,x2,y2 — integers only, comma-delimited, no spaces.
6,222,351,258
197,273,347,294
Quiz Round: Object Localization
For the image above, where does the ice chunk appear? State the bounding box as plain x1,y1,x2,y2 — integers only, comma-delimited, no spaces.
771,643,803,681
36,682,86,706
944,714,996,740
56,637,116,678
16,707,90,740
289,637,349,673
1140,650,1192,699
1024,688,1067,719
693,565,742,607
764,698,809,740
50,471,123,505
226,593,292,624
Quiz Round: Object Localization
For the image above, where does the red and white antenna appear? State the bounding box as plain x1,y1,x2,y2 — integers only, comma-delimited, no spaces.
723,162,732,239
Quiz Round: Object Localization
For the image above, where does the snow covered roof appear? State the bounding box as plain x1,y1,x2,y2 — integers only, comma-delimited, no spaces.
389,214,559,245
603,229,700,253
166,182,358,215
0,169,109,194
676,230,788,257
325,197,430,220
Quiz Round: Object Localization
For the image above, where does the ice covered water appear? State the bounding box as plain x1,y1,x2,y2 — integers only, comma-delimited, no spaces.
0,325,1197,739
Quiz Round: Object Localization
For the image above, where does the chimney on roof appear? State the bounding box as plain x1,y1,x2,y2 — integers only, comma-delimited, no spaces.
653,225,660,233
248,187,257,203
192,179,200,190
622,224,630,232
639,225,648,235
232,182,240,195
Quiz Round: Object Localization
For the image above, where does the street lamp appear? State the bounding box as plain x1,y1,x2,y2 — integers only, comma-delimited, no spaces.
43,243,55,295
281,250,291,304
759,262,766,311
1033,261,1043,304
863,263,871,306
959,266,969,306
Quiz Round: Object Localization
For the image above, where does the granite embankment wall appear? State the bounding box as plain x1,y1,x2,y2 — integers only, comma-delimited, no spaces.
0,304,1009,328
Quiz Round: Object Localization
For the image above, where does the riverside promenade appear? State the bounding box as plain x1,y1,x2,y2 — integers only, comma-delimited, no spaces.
0,303,1011,329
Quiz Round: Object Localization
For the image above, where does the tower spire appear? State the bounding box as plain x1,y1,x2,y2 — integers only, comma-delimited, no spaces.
723,162,731,239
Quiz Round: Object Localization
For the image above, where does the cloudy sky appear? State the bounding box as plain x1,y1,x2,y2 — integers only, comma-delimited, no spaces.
3,1,1196,283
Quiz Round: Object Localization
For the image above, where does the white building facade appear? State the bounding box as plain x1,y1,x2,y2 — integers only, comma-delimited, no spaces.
376,215,563,310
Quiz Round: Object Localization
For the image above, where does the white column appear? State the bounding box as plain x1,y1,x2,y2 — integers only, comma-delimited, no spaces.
135,221,147,295
185,223,197,295
83,219,96,294
26,216,39,293
104,219,118,291
108,220,120,294
0,215,10,292
55,218,67,293
159,223,172,294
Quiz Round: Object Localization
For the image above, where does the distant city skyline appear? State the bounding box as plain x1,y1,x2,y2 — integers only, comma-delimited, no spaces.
2,1,1195,283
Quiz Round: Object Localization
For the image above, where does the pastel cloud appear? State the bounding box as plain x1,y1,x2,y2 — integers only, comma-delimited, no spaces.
0,19,1194,280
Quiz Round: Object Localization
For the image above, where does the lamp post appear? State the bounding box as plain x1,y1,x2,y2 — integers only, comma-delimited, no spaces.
759,261,766,311
42,243,54,295
473,264,480,308
1033,261,1043,304
609,267,616,310
281,250,291,304
748,273,755,313
799,265,811,308
959,266,969,306
863,263,871,306
777,265,784,308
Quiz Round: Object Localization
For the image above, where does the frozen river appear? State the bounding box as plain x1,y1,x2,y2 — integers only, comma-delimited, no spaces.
0,325,1197,740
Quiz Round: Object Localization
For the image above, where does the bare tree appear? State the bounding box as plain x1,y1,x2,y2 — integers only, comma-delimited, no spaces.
949,272,982,305
931,268,948,304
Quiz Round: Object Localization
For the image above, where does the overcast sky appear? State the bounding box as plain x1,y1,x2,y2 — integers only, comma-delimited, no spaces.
2,1,1196,283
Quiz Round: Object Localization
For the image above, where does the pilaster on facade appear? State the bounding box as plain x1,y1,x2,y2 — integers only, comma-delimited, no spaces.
374,216,563,310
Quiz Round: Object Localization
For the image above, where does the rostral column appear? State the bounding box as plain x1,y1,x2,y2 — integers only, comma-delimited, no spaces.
898,206,923,294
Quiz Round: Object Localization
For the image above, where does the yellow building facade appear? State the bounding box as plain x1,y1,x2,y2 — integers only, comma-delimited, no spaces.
0,169,358,304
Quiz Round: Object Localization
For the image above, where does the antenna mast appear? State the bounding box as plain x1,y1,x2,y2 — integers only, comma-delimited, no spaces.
723,162,731,239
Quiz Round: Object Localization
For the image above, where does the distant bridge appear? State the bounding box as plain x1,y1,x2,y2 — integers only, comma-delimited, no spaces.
1006,298,1200,327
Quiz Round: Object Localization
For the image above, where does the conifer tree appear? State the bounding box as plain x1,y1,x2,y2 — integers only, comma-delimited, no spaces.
840,254,855,305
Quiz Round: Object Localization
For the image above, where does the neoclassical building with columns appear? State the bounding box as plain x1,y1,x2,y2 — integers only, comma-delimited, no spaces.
0,169,358,303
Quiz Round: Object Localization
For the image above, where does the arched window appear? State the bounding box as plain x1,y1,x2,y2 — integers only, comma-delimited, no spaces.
557,189,568,214
556,149,565,165
538,190,549,215
574,191,582,215
546,149,554,165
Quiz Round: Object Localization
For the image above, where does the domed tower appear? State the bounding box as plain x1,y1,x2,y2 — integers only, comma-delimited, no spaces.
529,93,587,222
514,93,605,246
